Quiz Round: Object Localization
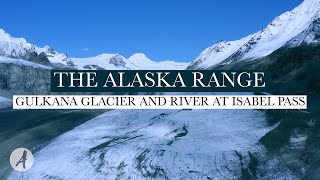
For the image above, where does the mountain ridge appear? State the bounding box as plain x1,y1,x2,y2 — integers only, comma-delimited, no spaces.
188,0,320,69
1,0,319,71
0,29,188,70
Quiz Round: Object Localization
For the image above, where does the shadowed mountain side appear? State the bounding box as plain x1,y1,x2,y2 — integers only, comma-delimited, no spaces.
215,43,320,179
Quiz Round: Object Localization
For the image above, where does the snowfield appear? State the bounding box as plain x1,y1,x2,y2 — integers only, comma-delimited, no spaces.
8,108,290,179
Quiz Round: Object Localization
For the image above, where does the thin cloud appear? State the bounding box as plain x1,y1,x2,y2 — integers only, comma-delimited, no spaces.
82,48,89,51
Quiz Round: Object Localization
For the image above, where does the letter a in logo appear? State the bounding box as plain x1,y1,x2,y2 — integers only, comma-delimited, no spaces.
10,148,34,172
15,150,28,169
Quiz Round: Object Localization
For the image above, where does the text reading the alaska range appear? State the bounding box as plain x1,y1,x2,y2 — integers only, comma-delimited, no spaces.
51,70,268,92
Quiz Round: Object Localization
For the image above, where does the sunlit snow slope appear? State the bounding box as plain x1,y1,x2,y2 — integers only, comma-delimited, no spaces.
188,0,320,69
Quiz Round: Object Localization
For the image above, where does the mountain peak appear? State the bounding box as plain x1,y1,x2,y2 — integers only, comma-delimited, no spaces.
0,28,35,58
0,28,28,44
128,53,155,64
128,53,149,60
93,53,116,60
0,28,188,70
0,29,9,39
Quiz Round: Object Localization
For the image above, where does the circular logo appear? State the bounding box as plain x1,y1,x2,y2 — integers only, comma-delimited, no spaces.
10,148,34,172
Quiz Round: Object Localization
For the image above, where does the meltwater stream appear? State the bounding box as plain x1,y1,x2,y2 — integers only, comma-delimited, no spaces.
8,109,296,179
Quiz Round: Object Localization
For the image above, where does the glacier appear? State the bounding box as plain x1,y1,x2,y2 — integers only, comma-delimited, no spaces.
7,108,297,179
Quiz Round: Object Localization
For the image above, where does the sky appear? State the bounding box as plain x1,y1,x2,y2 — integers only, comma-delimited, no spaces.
0,0,302,62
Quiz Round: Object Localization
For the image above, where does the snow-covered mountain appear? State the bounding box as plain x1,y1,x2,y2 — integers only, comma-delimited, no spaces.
0,29,34,58
286,18,320,47
70,53,136,70
71,53,189,70
0,29,188,70
188,0,320,69
0,29,68,65
127,53,189,70
1,0,319,71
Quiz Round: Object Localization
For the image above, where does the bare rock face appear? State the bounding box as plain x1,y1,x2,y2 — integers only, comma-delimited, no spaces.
109,54,127,68
0,61,50,95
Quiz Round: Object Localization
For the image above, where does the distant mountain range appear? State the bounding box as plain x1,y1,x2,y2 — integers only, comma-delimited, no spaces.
0,29,188,70
0,0,319,72
0,0,319,95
